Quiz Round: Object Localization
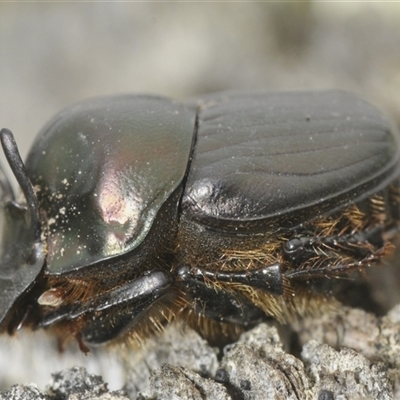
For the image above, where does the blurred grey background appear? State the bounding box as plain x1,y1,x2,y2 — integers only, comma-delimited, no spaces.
1,1,400,394
1,3,400,161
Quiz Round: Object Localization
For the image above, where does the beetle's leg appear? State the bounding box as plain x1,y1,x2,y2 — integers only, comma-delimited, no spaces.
282,225,392,281
175,264,282,326
177,263,283,294
39,270,172,344
284,225,385,260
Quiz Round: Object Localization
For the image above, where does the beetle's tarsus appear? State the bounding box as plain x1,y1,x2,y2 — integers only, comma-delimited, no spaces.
74,332,90,355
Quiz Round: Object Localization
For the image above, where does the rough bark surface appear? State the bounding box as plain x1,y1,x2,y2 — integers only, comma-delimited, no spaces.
1,306,400,400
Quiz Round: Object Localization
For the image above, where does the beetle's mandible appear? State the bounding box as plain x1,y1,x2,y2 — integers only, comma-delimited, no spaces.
0,90,399,351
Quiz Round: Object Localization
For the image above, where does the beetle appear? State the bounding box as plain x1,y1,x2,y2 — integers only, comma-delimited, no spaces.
0,90,399,351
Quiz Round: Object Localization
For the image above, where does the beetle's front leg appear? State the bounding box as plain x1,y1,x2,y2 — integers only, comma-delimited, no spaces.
38,270,173,346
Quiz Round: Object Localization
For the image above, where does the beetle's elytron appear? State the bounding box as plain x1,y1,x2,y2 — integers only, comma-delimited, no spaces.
0,90,399,351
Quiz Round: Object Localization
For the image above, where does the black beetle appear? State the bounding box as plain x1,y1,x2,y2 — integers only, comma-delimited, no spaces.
0,90,399,351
